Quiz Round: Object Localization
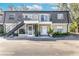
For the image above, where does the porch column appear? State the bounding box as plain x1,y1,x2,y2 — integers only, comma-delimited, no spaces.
51,23,52,29
38,23,40,36
18,29,19,36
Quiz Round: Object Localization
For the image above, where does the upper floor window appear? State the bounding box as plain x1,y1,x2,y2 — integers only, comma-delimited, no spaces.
33,14,38,20
9,13,15,20
28,14,33,19
24,14,32,19
40,15,49,21
17,15,23,21
41,15,44,21
57,14,64,19
25,15,28,19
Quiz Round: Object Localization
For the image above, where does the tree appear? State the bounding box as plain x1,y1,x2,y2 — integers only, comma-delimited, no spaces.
58,3,68,11
70,20,78,32
59,3,79,33
69,3,79,19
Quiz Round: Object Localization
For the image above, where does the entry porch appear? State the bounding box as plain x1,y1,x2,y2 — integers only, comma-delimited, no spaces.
17,23,52,37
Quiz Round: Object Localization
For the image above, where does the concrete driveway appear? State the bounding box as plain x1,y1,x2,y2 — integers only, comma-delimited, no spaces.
0,40,79,56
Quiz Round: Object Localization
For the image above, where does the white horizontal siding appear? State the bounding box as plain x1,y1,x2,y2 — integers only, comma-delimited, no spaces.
5,23,17,33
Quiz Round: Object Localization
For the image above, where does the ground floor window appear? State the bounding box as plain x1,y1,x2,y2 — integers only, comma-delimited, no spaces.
19,29,25,34
57,29,63,33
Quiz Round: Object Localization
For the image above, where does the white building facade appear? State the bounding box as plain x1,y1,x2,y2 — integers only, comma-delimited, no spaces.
1,11,71,37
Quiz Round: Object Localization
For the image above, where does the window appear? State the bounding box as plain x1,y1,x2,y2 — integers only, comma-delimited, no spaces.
9,13,15,20
41,15,44,21
17,15,22,21
19,29,25,34
57,14,64,19
44,15,49,21
57,29,63,33
41,15,49,21
28,14,33,19
33,15,38,20
23,14,28,18
56,26,63,32
29,26,32,31
25,15,28,19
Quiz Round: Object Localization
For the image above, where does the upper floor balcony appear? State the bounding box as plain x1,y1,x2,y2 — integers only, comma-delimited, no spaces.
21,15,51,24
23,17,52,24
23,18,39,24
22,13,51,22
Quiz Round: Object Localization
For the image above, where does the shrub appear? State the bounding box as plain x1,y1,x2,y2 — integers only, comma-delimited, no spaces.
0,25,4,36
70,21,78,32
34,31,39,36
0,27,4,34
34,24,39,36
53,32,69,37
48,27,53,36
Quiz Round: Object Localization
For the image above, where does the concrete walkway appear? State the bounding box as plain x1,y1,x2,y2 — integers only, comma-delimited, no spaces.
4,35,79,41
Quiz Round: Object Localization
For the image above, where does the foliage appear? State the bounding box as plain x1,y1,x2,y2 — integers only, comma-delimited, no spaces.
70,20,78,32
59,3,79,20
59,3,68,11
0,25,4,34
48,27,53,36
0,26,7,36
34,24,39,36
53,32,69,37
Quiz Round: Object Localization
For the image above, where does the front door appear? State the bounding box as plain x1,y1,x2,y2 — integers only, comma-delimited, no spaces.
41,26,48,35
27,25,33,36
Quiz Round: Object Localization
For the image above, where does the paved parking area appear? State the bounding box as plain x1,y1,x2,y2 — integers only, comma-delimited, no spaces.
0,39,79,56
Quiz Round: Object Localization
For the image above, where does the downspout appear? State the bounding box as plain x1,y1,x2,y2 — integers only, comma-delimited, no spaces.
67,11,70,33
38,16,40,36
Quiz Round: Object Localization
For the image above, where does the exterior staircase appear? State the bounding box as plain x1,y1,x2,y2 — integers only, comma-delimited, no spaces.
5,21,24,37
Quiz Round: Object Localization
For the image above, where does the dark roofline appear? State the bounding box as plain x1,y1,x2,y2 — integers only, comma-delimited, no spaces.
4,11,69,13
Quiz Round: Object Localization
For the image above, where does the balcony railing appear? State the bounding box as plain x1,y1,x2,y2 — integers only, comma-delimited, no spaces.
17,17,50,22
23,18,38,21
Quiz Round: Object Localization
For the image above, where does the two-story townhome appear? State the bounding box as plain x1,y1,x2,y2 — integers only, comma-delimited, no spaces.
0,11,71,37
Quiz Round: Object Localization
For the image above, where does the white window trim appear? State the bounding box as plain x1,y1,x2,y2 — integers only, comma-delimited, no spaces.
57,13,64,19
27,25,33,35
57,26,63,29
9,13,15,19
39,14,50,21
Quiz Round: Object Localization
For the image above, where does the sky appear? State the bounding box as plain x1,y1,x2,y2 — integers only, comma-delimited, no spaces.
0,3,59,11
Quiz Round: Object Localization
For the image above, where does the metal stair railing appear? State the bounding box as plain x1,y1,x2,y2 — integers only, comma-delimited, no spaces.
5,21,24,37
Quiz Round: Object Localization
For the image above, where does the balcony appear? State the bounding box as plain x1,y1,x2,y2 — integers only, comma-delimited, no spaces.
23,18,39,24
39,19,52,24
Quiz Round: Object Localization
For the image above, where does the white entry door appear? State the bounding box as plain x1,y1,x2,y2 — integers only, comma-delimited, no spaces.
41,26,48,35
27,25,33,36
